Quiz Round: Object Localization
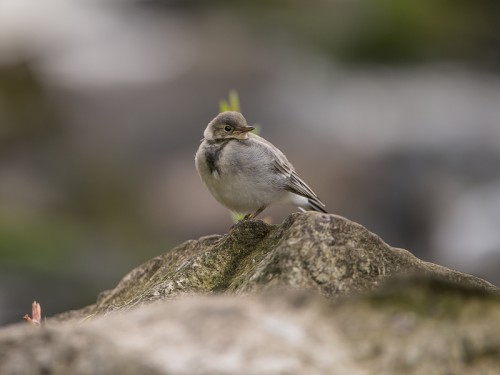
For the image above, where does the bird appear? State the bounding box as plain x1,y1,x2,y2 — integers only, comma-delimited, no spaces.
195,111,327,219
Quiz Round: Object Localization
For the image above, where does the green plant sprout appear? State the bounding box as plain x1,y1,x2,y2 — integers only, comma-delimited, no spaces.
219,90,241,113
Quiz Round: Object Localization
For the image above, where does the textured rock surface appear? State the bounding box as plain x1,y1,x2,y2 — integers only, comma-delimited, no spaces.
60,212,496,319
1,279,500,375
1,212,499,375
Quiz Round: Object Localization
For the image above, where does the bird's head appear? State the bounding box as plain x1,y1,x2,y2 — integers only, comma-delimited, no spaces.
203,111,255,141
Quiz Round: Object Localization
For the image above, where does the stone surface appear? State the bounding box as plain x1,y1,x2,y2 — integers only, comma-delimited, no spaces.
1,212,499,375
60,212,496,320
1,278,500,375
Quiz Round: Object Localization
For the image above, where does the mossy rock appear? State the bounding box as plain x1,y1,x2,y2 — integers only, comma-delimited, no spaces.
57,212,497,320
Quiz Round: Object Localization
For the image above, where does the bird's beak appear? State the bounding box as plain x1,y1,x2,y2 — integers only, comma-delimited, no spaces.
241,126,255,133
234,126,255,139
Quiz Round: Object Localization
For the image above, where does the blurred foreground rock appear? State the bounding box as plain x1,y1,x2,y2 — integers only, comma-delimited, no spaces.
0,212,499,375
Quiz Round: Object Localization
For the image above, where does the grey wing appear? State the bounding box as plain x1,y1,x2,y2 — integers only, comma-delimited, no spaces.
249,133,327,211
272,159,326,210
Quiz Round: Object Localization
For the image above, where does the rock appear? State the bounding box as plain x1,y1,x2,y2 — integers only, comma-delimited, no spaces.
1,278,500,375
60,212,496,319
1,212,499,375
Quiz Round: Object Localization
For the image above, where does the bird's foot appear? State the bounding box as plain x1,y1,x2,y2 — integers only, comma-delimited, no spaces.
243,213,253,220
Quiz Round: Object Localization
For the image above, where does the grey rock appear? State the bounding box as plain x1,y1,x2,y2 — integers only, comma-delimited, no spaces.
1,279,500,375
1,212,499,375
60,212,496,319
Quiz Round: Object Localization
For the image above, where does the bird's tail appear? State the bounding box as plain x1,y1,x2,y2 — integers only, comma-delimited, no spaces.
291,194,327,213
305,198,327,213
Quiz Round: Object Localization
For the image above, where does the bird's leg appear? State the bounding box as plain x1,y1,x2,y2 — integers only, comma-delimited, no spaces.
244,206,267,220
229,208,264,232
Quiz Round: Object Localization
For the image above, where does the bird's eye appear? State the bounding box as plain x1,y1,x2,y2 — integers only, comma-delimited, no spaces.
224,125,233,132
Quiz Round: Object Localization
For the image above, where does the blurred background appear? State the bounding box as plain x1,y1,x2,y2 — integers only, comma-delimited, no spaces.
1,0,499,325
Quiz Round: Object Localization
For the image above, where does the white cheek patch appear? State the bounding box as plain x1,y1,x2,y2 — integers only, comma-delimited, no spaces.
212,170,220,179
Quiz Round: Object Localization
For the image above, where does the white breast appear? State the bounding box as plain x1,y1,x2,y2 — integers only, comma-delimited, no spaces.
195,140,287,214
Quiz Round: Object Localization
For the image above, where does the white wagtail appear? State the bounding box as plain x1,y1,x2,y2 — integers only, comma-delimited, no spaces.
195,111,327,219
